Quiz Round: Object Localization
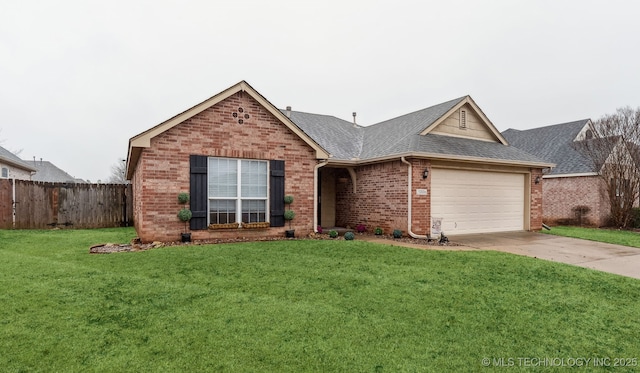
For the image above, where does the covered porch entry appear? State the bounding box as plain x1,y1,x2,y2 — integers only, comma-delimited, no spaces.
317,166,356,230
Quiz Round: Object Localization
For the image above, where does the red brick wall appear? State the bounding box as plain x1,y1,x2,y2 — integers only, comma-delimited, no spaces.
334,158,431,236
132,91,317,242
543,175,609,226
530,169,543,230
335,160,408,234
334,160,543,236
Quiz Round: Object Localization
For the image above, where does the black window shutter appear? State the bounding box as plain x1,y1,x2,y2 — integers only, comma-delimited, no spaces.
190,155,208,230
270,160,285,227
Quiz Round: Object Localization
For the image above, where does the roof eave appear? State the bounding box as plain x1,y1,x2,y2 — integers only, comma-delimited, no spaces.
327,152,555,169
0,156,37,172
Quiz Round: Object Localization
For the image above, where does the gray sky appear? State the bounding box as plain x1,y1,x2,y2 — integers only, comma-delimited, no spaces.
1,0,639,182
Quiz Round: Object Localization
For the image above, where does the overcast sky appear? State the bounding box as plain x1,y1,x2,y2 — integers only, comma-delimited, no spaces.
1,0,638,182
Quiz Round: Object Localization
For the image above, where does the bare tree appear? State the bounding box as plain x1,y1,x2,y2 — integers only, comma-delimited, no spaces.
574,107,640,227
0,129,23,155
107,159,128,184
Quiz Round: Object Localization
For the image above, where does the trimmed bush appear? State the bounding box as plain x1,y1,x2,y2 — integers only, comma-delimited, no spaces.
329,230,338,238
178,192,190,205
392,229,402,239
284,210,295,221
374,227,383,235
177,208,192,222
344,232,355,240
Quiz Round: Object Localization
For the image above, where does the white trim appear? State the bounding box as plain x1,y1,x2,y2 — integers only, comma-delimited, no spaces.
207,157,269,226
543,172,599,179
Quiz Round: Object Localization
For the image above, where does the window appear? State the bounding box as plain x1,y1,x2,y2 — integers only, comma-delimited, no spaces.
1,167,7,178
208,158,268,225
459,109,467,129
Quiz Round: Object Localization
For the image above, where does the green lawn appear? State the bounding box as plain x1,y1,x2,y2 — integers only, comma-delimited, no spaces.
1,228,639,372
543,225,640,248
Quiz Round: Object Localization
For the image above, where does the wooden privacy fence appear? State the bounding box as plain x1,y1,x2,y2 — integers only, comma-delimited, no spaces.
0,179,133,229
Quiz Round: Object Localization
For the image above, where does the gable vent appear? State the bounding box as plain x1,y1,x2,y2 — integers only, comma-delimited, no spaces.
459,109,467,129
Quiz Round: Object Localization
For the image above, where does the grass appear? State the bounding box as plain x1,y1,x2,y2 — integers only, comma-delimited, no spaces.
543,225,640,248
1,228,640,372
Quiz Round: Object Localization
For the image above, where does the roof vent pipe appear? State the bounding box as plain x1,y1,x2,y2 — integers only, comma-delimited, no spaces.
286,106,291,118
352,112,357,126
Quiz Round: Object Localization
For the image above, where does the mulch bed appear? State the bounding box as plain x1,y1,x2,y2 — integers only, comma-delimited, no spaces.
89,232,458,254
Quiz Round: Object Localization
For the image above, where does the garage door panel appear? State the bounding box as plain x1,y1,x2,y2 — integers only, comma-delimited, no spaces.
431,169,525,235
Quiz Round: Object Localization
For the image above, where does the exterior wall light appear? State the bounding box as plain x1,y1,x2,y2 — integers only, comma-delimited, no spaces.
535,176,541,184
423,169,429,179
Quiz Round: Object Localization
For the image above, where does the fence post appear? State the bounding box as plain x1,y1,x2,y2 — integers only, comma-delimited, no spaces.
12,178,16,229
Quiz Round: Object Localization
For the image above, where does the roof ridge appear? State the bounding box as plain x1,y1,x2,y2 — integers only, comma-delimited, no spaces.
367,96,467,128
506,118,591,133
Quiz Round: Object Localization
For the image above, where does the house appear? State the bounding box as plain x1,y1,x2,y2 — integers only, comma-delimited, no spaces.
502,119,610,226
0,145,36,180
126,81,553,242
23,158,79,183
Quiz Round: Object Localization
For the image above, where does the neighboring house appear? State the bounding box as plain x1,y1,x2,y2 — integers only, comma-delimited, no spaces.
503,119,611,226
126,81,553,242
22,158,78,183
0,145,36,180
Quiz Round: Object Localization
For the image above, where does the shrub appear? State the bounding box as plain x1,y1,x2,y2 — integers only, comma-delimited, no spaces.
284,195,294,205
356,224,366,233
392,229,402,239
317,225,323,234
177,192,190,204
632,208,640,228
284,210,295,221
572,205,592,226
344,232,355,240
329,230,338,238
374,227,383,235
177,208,192,222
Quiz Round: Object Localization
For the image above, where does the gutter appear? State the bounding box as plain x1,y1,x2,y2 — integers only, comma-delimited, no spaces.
400,157,429,239
313,160,329,232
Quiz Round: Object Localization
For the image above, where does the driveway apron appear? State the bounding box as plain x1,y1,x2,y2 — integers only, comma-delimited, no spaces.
450,231,640,280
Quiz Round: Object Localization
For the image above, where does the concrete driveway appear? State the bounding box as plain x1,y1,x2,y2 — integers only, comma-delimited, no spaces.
451,231,640,280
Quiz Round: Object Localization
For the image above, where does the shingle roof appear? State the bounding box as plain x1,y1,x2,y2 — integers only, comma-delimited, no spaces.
360,97,465,159
23,159,77,183
502,119,593,175
286,97,551,166
0,145,36,171
283,110,363,160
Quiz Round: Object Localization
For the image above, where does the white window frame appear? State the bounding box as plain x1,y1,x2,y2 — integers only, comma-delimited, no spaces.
1,167,7,178
207,157,269,226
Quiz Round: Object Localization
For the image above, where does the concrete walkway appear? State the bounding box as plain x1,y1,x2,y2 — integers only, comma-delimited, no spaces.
451,231,640,280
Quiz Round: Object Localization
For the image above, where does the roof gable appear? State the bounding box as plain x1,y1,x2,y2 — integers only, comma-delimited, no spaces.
127,81,330,179
420,96,507,144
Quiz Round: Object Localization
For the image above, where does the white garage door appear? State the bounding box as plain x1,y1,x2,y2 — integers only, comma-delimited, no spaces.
431,168,525,235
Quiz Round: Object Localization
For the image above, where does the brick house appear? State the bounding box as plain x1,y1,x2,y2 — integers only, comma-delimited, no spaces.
126,81,552,242
503,120,610,226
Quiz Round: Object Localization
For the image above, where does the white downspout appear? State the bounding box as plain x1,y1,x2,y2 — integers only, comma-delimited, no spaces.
400,157,428,239
313,160,329,232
